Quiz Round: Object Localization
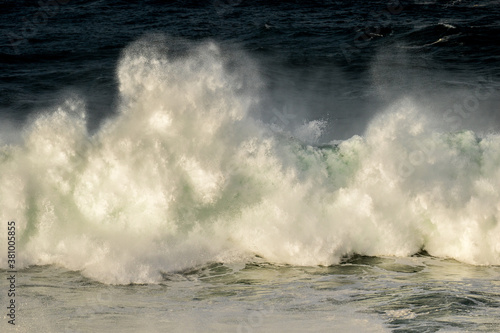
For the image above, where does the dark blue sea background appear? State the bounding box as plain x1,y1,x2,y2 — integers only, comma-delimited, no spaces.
2,0,499,137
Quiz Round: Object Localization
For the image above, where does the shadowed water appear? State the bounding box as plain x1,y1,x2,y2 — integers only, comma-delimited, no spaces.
2,254,499,332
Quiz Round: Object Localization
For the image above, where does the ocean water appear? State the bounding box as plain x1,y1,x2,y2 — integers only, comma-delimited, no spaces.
1,1,500,332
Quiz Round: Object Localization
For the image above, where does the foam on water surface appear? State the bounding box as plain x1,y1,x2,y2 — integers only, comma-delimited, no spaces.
1,36,499,284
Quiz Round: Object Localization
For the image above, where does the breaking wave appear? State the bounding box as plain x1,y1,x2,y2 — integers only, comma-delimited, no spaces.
1,36,499,284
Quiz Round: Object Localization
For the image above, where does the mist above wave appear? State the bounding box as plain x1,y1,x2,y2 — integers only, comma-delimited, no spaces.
0,36,498,284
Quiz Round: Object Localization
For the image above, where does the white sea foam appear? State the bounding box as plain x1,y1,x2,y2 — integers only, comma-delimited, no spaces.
1,36,499,284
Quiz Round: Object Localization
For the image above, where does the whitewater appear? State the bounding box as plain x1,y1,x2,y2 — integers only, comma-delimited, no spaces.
0,36,499,285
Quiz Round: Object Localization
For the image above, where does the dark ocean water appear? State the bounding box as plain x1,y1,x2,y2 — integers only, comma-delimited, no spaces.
1,1,500,332
2,0,499,135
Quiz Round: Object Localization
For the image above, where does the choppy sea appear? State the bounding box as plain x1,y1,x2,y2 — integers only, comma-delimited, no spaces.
1,1,500,332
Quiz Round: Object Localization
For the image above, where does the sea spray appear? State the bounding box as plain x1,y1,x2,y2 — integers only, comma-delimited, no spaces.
0,37,499,284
